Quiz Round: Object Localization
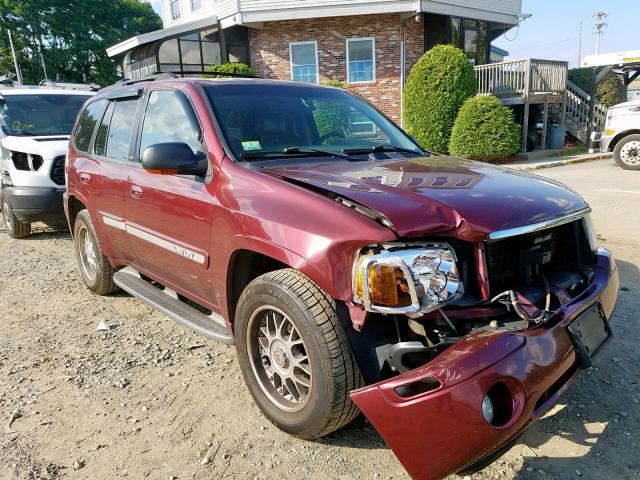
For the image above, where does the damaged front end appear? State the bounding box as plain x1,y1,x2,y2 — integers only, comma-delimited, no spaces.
346,211,618,480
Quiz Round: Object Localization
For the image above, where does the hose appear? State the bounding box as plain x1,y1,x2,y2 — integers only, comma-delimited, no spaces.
490,275,551,324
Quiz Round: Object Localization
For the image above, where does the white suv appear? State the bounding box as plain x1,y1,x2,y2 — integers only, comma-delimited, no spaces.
600,98,640,170
0,86,94,238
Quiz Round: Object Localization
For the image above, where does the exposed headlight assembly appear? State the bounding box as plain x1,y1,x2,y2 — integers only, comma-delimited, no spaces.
353,244,462,315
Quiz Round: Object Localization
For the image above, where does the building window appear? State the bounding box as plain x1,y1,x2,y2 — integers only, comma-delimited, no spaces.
190,0,202,11
347,38,375,83
424,14,490,66
170,0,181,21
290,41,318,84
349,111,375,135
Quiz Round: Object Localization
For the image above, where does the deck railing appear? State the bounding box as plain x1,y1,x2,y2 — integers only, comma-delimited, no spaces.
475,59,568,98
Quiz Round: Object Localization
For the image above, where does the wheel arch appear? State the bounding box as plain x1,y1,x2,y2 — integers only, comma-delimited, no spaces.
66,194,88,237
610,129,640,151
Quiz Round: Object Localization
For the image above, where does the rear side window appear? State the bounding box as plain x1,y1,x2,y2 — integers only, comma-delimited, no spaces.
105,99,139,161
139,90,202,157
73,99,107,152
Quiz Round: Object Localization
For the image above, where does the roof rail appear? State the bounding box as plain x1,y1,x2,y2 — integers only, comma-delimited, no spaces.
38,80,101,91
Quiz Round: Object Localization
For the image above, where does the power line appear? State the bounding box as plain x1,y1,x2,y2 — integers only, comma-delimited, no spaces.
593,10,608,55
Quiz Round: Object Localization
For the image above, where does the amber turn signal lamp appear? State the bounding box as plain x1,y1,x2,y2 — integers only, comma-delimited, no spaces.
368,265,399,307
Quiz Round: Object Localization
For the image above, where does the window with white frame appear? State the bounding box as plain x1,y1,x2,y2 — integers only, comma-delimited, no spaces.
170,0,181,20
347,38,375,83
190,0,202,11
290,42,318,84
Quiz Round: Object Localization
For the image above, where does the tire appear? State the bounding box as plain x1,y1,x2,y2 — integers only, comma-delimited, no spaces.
73,209,117,295
613,134,640,170
235,269,362,439
1,192,31,239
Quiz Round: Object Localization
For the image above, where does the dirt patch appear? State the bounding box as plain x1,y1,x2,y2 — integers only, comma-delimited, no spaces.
1,216,638,479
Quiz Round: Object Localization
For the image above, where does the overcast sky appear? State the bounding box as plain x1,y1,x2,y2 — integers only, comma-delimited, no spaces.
147,0,638,69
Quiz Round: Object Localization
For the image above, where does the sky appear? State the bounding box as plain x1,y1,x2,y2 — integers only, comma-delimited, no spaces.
494,0,640,68
146,0,639,69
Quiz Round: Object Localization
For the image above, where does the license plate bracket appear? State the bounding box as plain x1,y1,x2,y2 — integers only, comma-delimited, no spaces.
568,302,612,369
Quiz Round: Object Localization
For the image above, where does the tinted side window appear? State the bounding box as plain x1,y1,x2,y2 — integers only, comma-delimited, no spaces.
94,101,114,156
73,99,107,152
139,90,202,157
105,99,139,161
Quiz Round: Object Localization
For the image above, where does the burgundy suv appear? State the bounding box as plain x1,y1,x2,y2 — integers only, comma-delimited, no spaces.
66,77,618,480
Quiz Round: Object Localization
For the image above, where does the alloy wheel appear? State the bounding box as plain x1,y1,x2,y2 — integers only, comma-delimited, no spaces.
77,225,98,281
2,199,12,233
247,305,312,412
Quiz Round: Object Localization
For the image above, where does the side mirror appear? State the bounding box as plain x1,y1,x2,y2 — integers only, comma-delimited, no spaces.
141,142,207,177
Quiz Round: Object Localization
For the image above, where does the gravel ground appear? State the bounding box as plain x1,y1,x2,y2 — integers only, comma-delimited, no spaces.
0,159,638,480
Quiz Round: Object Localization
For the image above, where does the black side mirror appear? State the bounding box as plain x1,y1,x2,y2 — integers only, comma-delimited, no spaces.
141,142,207,177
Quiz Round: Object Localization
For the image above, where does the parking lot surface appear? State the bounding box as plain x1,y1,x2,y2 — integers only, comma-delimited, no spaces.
0,158,638,480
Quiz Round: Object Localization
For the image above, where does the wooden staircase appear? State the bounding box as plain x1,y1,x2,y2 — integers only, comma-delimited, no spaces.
564,80,607,144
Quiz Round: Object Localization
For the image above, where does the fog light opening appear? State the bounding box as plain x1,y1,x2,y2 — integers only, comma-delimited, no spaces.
482,381,514,427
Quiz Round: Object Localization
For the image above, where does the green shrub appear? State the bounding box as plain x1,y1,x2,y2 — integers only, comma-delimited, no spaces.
449,95,521,162
204,62,256,78
324,79,345,88
403,45,477,153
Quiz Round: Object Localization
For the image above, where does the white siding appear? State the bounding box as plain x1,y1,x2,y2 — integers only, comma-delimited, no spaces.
162,0,521,27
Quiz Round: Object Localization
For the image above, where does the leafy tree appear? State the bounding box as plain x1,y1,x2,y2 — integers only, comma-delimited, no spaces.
449,95,521,162
568,68,626,108
0,0,161,86
403,45,476,153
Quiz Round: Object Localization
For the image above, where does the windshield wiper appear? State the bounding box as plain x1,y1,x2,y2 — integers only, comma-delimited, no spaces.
342,145,423,155
241,147,349,160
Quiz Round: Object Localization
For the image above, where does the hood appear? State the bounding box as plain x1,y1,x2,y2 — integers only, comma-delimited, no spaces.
264,156,588,241
1,135,70,159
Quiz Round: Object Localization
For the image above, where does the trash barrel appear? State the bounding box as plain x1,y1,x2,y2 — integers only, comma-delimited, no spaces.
547,124,567,149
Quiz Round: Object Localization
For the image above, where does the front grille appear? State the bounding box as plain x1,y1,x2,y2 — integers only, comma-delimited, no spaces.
485,219,593,296
50,156,66,185
11,151,44,171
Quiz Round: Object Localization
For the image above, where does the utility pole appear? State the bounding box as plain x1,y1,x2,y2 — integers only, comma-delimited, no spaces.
593,10,608,55
577,21,583,67
7,29,23,85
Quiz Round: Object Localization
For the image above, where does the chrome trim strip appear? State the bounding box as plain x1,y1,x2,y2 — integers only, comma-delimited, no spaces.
126,225,206,265
102,215,126,231
102,215,206,265
488,207,592,241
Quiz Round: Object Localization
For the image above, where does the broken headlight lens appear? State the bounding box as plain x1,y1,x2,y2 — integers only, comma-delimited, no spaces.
582,214,598,252
353,245,462,314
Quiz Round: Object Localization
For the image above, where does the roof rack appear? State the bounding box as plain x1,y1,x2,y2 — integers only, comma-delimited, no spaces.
38,80,101,91
102,70,259,91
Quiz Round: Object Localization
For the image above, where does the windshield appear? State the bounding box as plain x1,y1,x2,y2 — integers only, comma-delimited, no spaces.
0,94,91,136
204,83,422,163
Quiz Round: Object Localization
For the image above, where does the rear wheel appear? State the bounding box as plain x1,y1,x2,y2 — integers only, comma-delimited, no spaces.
235,269,362,439
1,193,31,239
613,134,640,170
74,209,117,295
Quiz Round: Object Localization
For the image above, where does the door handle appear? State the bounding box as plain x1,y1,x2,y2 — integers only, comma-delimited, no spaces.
130,184,143,199
79,173,91,185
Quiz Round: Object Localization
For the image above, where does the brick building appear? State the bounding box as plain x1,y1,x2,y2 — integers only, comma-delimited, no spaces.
108,1,524,123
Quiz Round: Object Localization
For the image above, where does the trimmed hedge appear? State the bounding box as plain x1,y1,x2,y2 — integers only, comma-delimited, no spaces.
449,95,521,162
403,45,476,153
204,62,256,78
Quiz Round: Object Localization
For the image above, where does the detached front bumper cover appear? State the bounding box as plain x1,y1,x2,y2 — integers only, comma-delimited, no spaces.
350,249,618,480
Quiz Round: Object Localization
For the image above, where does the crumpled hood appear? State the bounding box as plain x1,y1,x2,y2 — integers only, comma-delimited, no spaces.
1,135,70,159
264,156,589,241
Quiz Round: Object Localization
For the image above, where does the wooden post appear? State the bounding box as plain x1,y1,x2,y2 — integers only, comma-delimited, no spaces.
522,102,530,154
541,95,549,150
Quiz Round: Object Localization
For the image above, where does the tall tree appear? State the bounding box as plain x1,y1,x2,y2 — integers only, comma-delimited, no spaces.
0,0,161,86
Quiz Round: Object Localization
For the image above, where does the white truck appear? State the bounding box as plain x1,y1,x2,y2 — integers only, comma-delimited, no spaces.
0,85,95,238
600,98,640,170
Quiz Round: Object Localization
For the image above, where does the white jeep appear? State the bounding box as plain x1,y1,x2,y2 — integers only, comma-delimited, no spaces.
0,86,94,238
600,97,640,170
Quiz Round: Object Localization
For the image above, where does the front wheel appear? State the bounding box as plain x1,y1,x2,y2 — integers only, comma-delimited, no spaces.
1,192,31,239
235,269,362,439
613,134,640,170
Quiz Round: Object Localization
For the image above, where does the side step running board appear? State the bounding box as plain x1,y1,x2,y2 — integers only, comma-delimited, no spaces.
113,268,234,345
